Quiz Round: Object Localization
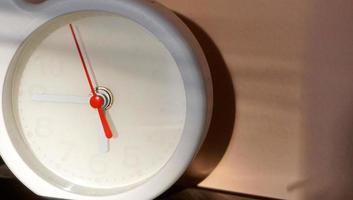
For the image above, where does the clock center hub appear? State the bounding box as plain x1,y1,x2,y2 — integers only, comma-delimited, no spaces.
89,86,113,110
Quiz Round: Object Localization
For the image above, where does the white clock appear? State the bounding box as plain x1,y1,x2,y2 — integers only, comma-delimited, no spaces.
0,0,212,199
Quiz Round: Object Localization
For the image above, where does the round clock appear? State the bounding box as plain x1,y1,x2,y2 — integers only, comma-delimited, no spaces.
0,0,212,199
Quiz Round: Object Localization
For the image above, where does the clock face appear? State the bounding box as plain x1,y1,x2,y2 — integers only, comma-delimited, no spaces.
6,11,186,194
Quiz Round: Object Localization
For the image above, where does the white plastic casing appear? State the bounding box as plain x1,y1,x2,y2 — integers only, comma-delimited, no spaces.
0,0,212,199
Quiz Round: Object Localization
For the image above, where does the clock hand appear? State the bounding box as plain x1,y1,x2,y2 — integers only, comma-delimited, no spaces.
32,94,88,104
33,93,110,152
69,23,113,139
95,113,109,153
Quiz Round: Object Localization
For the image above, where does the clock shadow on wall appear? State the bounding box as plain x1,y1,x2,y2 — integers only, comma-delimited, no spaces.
0,13,236,200
158,13,236,199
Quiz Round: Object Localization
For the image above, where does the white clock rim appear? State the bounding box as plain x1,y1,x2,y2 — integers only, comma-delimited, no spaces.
0,0,213,200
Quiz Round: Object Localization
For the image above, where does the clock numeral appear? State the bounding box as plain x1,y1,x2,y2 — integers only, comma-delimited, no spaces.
29,85,47,95
123,147,141,168
59,141,74,162
41,62,63,77
89,156,107,175
35,118,53,137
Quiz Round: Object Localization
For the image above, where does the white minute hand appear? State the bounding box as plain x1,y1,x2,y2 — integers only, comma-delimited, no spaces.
32,94,88,104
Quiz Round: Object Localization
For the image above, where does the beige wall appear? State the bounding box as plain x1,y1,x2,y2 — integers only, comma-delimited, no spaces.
158,0,353,199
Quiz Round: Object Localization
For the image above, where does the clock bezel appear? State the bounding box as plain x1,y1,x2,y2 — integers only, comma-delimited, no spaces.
0,0,213,199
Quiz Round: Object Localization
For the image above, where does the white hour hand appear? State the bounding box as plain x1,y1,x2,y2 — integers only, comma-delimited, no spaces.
32,94,88,104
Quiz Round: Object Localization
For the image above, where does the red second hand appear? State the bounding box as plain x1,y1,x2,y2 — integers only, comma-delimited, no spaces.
69,23,113,139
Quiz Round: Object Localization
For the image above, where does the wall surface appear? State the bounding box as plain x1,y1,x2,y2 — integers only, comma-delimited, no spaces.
157,0,353,199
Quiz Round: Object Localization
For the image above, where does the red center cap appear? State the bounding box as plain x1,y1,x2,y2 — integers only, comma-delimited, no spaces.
90,95,104,109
